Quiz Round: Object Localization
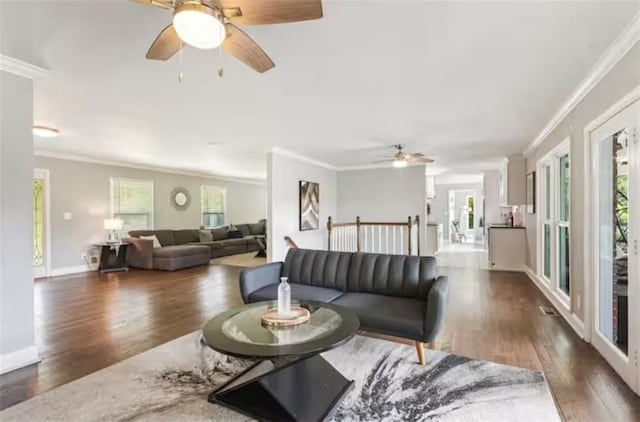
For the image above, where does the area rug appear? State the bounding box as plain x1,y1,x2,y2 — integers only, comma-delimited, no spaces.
1,332,560,421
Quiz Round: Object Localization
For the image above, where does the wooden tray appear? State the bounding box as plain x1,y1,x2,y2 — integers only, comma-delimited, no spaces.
261,306,310,328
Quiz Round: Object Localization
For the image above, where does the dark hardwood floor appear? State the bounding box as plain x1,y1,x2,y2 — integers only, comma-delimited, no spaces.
1,264,638,421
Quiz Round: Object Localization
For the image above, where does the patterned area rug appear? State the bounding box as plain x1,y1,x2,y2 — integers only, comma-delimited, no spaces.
1,333,559,421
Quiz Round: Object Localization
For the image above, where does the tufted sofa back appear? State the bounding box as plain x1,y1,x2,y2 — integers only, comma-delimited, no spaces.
282,249,437,300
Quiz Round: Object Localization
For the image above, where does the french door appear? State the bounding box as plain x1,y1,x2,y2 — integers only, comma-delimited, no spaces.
33,169,49,278
590,98,639,394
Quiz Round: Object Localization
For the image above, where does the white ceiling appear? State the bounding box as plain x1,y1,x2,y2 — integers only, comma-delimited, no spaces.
1,1,637,180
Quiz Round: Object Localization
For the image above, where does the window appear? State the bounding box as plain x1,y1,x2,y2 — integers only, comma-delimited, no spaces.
537,138,570,302
110,178,154,238
201,185,226,228
466,195,474,230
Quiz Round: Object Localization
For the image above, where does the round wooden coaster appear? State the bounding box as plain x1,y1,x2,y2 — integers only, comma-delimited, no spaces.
261,306,310,328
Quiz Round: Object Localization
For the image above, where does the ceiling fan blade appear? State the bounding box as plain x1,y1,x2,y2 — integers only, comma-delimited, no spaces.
146,24,182,60
222,23,275,73
131,0,174,10
405,153,424,159
407,156,434,164
220,0,322,24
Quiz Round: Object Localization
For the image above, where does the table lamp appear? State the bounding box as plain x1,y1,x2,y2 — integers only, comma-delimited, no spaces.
104,218,123,242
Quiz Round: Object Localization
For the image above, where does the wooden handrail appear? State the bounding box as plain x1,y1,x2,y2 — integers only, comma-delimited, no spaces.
327,215,421,254
284,236,299,249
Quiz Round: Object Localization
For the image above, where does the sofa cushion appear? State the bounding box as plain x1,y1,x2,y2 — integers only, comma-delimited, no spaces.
173,229,199,244
347,253,435,300
129,230,176,246
199,230,213,242
249,222,265,235
211,227,227,241
282,248,351,291
140,235,161,248
331,292,425,340
153,245,209,258
222,238,247,248
249,283,344,303
236,224,251,237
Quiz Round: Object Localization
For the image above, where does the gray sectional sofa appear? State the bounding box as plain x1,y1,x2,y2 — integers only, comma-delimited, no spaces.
239,248,448,364
126,221,266,271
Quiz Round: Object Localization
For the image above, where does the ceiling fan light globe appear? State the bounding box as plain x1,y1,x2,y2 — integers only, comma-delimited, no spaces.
173,7,225,49
392,160,408,168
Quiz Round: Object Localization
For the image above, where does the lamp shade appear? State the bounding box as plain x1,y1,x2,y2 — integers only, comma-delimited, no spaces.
104,218,123,231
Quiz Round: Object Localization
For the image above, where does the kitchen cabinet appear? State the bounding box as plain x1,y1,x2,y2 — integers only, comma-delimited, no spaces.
499,157,526,206
488,226,526,271
426,223,443,256
426,175,436,199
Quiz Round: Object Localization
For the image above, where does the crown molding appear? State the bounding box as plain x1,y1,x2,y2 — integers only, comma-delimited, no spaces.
0,55,49,79
270,147,337,170
523,11,640,156
34,150,266,186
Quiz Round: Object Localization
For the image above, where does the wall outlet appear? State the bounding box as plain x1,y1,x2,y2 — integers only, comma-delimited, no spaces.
90,256,98,264
63,212,72,220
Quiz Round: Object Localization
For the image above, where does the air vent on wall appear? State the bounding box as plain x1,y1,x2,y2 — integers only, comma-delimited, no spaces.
539,306,558,316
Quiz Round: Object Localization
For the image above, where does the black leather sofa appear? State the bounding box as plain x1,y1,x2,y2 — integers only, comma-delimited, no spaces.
239,248,448,364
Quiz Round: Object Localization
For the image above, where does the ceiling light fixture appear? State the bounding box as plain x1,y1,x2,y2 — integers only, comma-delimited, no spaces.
172,4,226,49
33,125,60,138
393,159,408,168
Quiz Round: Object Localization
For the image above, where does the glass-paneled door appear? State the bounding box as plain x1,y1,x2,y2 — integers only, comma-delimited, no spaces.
33,169,49,278
590,99,638,394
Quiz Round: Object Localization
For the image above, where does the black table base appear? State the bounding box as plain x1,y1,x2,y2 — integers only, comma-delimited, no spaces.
209,354,353,422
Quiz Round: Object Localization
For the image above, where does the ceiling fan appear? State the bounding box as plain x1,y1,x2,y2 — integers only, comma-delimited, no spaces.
133,0,323,73
372,144,434,168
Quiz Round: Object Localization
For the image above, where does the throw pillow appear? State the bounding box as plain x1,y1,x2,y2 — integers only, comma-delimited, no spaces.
140,235,161,248
211,227,227,241
226,230,243,239
199,230,213,242
249,223,265,235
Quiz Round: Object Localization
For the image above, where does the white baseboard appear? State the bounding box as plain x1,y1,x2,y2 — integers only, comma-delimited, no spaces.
0,345,40,374
523,265,585,339
48,265,94,277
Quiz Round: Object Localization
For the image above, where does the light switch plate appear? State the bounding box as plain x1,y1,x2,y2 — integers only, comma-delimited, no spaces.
63,212,72,220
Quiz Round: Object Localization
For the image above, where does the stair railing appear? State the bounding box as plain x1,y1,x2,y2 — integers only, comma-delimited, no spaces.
327,215,420,255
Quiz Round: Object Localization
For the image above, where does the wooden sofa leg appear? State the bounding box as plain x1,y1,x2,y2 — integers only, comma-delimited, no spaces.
415,341,425,365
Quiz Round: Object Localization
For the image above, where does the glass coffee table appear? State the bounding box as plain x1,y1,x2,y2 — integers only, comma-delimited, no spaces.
202,300,360,421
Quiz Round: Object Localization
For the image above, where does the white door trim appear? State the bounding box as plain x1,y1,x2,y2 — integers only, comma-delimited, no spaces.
33,168,51,279
584,86,640,393
583,85,640,344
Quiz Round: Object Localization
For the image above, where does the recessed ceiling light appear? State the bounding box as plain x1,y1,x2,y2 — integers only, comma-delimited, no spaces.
33,126,60,138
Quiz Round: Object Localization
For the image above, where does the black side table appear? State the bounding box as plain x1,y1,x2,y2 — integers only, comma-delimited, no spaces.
93,242,130,274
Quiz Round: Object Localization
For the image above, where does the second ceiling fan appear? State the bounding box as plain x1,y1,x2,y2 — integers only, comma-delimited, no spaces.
134,0,323,73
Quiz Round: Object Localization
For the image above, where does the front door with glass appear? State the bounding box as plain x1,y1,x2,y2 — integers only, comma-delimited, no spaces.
590,99,639,394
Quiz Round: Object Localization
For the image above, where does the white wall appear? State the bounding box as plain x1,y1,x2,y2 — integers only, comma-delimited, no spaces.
336,165,427,251
0,70,38,372
267,152,337,262
33,156,266,272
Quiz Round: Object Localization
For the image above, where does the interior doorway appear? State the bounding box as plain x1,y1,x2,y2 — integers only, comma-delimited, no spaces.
33,168,50,279
441,188,488,269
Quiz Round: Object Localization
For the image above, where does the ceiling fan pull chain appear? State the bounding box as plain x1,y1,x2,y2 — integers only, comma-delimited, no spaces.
217,25,224,78
178,41,184,83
